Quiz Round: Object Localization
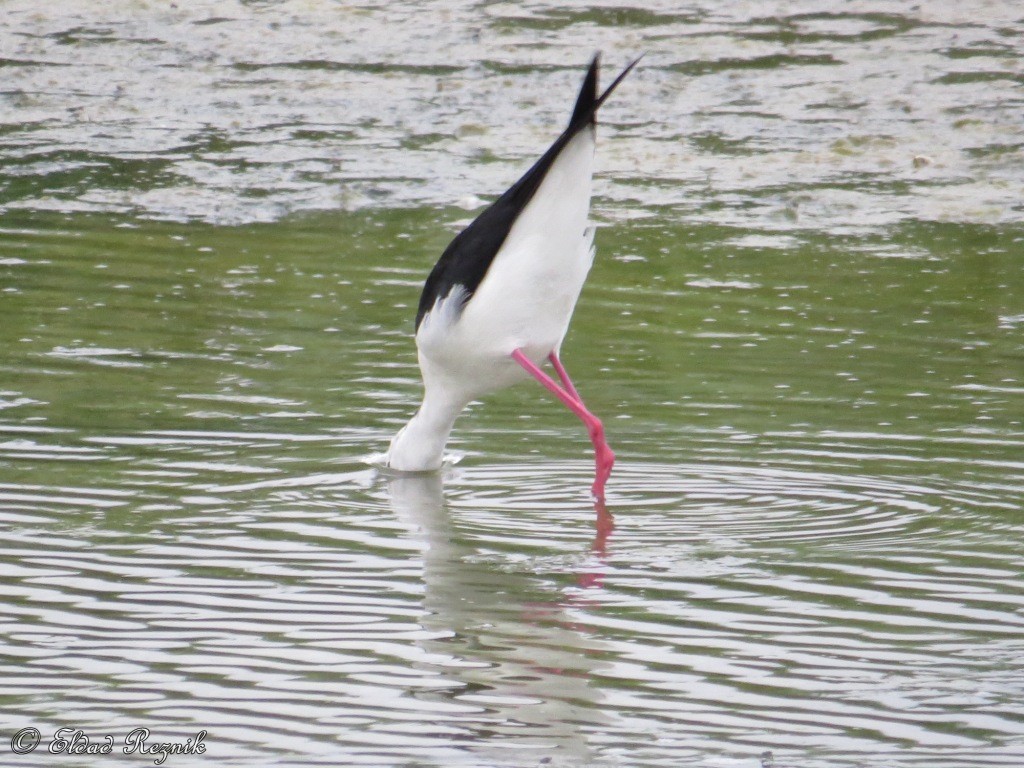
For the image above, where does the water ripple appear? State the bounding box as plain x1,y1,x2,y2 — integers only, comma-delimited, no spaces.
0,452,1020,766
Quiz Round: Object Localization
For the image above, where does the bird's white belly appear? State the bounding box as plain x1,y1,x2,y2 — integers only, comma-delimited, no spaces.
416,291,566,397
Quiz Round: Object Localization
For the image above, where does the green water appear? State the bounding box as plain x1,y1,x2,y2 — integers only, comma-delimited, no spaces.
6,210,1019,470
2,1,1024,766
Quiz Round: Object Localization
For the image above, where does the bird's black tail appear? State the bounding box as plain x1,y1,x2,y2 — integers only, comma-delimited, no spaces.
568,53,644,130
569,55,600,127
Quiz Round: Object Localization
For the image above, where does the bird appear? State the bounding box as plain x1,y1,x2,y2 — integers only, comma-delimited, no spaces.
386,54,640,501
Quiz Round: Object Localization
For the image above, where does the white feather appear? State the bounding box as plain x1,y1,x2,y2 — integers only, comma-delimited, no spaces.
388,126,597,471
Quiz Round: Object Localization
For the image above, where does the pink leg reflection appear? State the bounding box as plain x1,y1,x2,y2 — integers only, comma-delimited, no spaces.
578,499,615,589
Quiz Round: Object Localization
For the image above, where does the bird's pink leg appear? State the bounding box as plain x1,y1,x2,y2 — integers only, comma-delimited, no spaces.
511,349,615,500
547,351,582,404
548,351,616,495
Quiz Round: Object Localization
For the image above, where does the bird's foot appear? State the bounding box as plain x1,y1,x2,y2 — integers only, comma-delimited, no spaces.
590,442,615,500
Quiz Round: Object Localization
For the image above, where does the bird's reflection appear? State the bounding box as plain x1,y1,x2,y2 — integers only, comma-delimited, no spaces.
384,471,612,762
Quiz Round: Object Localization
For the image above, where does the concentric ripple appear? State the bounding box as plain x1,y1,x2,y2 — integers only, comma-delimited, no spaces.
450,460,949,546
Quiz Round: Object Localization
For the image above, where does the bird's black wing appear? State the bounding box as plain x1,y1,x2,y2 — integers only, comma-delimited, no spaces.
414,54,640,333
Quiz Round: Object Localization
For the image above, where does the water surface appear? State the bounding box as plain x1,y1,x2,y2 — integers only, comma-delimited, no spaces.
2,2,1023,767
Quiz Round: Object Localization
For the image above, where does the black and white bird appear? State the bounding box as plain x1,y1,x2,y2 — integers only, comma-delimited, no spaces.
386,54,639,500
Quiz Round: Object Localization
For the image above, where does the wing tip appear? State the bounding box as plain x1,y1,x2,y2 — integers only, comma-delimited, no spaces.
597,53,643,107
568,52,643,129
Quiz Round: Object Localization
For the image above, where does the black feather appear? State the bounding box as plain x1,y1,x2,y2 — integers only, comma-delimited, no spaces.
414,54,641,333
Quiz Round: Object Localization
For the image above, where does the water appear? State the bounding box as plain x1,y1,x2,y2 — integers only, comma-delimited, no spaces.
2,2,1023,767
